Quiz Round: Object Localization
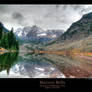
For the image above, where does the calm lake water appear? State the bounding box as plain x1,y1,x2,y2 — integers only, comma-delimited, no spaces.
1,51,92,78
0,52,65,78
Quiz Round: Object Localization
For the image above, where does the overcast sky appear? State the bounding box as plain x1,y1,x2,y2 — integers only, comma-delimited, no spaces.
0,5,92,31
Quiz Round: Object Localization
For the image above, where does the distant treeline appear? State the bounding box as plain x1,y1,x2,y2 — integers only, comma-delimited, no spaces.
0,24,19,50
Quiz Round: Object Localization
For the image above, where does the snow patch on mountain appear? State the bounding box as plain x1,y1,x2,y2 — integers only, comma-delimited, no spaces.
14,25,64,42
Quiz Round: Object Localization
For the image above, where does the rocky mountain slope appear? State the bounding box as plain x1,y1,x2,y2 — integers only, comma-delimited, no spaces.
57,12,92,42
44,12,92,51
0,22,9,33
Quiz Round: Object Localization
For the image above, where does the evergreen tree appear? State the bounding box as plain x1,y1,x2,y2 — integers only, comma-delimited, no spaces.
0,26,19,50
0,26,2,40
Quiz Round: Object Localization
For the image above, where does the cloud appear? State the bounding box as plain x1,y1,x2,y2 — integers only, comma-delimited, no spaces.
12,12,23,20
12,12,25,26
0,5,92,31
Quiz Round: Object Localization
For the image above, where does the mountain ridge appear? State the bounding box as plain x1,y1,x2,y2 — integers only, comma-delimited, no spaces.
44,12,92,52
57,12,92,42
0,22,9,33
14,25,64,42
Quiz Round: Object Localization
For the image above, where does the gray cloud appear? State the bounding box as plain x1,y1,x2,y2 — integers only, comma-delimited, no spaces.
0,5,8,13
0,5,92,31
12,12,23,20
12,12,24,26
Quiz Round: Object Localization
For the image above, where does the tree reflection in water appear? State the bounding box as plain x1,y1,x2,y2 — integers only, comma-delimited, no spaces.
0,52,19,75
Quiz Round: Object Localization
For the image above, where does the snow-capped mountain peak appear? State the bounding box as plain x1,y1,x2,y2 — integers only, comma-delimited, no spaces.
14,25,64,42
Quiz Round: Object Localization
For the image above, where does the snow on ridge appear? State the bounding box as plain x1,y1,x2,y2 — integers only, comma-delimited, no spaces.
14,25,64,40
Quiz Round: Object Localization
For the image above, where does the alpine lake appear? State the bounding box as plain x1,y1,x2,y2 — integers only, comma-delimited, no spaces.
0,44,92,78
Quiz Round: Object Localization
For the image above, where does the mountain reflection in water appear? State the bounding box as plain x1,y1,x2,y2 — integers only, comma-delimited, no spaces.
0,52,65,78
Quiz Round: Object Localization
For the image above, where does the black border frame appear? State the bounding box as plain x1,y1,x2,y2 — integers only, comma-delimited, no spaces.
0,0,92,90
0,0,92,4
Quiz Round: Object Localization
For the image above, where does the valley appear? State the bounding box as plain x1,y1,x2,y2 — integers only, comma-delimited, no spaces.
1,11,92,78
